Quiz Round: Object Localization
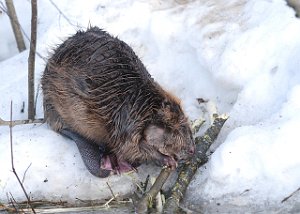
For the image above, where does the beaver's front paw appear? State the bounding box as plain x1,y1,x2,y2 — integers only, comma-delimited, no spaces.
162,156,178,170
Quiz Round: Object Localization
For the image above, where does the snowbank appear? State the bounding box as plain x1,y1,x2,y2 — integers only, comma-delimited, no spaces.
1,0,300,212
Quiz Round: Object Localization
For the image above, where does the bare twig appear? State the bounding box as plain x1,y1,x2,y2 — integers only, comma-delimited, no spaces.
9,101,36,214
106,182,117,199
28,0,37,120
21,202,131,213
22,163,32,184
76,183,120,209
48,0,80,28
104,193,120,208
9,192,20,213
5,0,26,52
0,117,44,126
281,187,300,203
15,199,67,207
75,197,89,204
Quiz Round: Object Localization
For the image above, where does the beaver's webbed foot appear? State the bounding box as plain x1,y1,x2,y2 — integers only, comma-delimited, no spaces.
60,128,111,178
60,128,138,177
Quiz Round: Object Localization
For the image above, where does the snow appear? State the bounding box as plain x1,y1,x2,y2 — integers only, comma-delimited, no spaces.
0,124,136,202
1,0,300,212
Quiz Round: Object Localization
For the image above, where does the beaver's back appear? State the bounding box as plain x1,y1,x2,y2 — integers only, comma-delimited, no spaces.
42,27,164,148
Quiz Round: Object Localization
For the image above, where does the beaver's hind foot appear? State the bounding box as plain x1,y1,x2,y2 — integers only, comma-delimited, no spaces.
60,129,111,178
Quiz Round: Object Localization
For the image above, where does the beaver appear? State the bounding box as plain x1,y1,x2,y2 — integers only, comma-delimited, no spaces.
41,27,194,178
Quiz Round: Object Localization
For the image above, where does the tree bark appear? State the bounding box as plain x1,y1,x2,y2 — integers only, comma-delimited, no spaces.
5,0,26,52
28,0,37,120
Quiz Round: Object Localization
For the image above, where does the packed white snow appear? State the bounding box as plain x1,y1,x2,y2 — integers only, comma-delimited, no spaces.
0,0,300,212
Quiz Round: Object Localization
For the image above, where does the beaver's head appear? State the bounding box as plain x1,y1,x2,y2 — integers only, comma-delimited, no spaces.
142,99,195,169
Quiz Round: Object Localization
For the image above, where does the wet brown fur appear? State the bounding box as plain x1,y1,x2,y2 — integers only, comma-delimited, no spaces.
41,27,193,166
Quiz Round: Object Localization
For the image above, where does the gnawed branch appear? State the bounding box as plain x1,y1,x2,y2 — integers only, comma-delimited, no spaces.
134,167,172,213
163,114,228,213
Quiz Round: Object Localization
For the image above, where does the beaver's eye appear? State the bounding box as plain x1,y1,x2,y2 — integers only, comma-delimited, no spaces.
162,100,171,108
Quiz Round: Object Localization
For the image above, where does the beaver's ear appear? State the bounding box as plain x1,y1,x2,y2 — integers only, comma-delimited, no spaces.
144,125,165,146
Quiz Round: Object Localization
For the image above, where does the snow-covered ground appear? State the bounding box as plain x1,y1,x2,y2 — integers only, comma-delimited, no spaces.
1,0,300,212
